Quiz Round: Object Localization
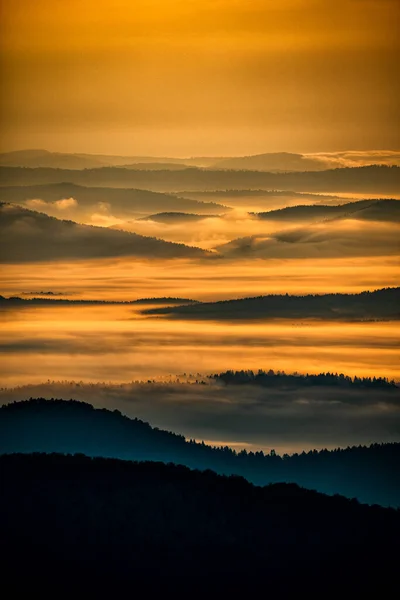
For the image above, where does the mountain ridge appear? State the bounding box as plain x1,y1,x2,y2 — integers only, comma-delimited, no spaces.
1,398,399,506
2,451,399,592
142,287,400,321
1,164,398,193
0,203,211,262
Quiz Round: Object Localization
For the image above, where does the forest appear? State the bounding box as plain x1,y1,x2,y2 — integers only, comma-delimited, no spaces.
144,287,400,320
1,399,399,506
210,369,398,389
1,452,398,593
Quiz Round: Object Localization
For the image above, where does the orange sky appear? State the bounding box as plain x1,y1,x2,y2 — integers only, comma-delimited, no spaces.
1,0,399,155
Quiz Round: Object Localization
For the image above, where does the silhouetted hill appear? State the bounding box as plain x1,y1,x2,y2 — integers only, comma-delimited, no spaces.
131,296,199,304
143,287,400,321
0,149,221,169
177,188,347,199
3,149,398,172
0,149,109,169
0,203,210,262
0,295,198,306
210,369,397,389
120,162,199,170
0,165,398,192
139,211,219,223
173,189,351,211
0,182,226,216
1,399,399,506
1,452,398,593
213,151,327,171
256,199,400,222
217,214,400,258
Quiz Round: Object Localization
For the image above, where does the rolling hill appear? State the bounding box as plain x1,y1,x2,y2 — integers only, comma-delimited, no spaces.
0,149,221,169
216,214,400,259
1,452,398,592
1,398,399,506
256,199,400,222
142,287,400,322
0,165,399,193
3,149,398,172
212,151,327,171
0,203,210,262
138,212,219,223
0,182,226,217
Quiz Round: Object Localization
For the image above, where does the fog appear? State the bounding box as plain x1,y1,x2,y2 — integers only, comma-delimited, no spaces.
218,220,400,258
1,378,399,455
1,255,399,301
1,305,399,390
112,210,302,249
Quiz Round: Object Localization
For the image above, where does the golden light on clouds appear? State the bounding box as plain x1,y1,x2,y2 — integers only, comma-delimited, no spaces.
1,255,399,301
1,304,399,386
1,0,399,154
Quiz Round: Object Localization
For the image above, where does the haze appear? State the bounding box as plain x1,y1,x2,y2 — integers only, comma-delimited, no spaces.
0,1,399,454
1,0,399,155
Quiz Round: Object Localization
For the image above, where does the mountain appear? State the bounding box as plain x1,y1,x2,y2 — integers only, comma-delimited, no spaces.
175,189,347,201
139,212,219,223
0,295,198,306
0,165,399,193
216,215,400,259
211,151,400,171
212,151,327,171
172,189,350,211
347,199,400,221
2,149,399,172
0,203,210,262
120,162,199,170
256,199,400,222
0,149,109,169
0,149,221,169
1,452,398,592
1,398,399,506
0,183,226,217
143,288,400,321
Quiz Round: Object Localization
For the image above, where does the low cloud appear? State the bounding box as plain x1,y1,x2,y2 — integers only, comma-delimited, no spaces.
113,210,300,249
218,220,400,259
54,197,78,210
90,201,126,227
25,199,47,210
25,197,78,212
307,150,400,169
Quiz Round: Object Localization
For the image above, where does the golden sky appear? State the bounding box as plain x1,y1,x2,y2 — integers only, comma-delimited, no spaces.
1,0,399,155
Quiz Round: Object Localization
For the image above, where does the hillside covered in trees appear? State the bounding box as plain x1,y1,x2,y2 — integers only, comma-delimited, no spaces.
1,452,398,593
143,287,400,321
1,164,399,193
210,369,397,389
0,203,210,261
255,198,400,222
1,399,399,506
0,182,226,216
0,295,198,306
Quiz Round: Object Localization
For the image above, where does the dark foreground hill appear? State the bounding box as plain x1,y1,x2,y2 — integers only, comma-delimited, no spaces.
1,399,399,506
143,287,400,321
0,453,398,593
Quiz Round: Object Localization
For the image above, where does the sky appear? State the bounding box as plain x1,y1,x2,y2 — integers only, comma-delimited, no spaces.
1,0,399,156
